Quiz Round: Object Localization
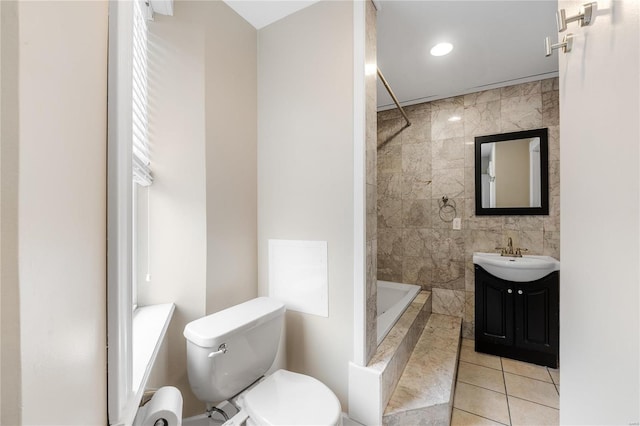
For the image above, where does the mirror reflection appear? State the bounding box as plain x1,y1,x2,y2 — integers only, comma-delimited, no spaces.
475,128,549,215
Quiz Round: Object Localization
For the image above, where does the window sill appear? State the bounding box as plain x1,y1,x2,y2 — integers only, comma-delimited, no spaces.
124,302,175,425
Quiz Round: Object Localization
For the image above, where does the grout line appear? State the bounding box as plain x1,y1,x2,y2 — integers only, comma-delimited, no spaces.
458,351,503,371
502,372,560,410
502,370,556,385
459,359,503,372
456,380,511,399
458,359,503,371
453,407,510,426
505,392,560,411
544,366,555,384
462,351,559,385
453,380,511,425
457,378,505,395
507,395,560,412
501,358,513,426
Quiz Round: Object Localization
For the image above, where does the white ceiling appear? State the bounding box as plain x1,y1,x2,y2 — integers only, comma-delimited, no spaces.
376,0,559,109
223,0,320,29
223,0,560,110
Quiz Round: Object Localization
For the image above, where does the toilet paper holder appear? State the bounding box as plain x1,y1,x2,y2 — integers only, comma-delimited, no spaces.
134,386,183,426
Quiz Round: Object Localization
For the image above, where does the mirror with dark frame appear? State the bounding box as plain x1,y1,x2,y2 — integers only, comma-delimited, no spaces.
474,128,549,216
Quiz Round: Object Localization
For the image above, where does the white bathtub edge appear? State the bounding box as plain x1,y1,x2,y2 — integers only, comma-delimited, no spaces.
376,281,421,345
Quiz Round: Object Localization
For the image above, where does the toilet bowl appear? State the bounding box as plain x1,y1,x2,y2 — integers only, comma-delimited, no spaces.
239,369,341,426
183,297,341,426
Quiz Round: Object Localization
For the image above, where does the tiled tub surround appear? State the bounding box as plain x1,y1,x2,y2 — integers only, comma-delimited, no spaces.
349,291,431,426
376,79,560,338
365,0,378,363
383,314,462,426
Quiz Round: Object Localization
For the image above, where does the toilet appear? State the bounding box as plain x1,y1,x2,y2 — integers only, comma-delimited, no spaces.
183,297,342,426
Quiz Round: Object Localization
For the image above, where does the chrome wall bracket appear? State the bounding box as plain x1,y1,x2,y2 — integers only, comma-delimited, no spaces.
557,2,596,32
545,34,574,57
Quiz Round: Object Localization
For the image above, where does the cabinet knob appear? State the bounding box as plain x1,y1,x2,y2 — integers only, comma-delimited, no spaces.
518,290,523,295
508,289,513,294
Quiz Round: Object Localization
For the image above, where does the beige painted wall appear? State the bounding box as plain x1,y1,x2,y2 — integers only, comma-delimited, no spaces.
203,1,257,314
0,3,2,413
0,2,22,424
142,4,208,415
257,1,355,410
139,0,257,416
16,1,108,424
494,139,530,207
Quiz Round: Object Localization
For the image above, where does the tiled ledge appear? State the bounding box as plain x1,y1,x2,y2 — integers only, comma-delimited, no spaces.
369,291,432,371
383,314,462,426
373,291,432,410
348,291,431,426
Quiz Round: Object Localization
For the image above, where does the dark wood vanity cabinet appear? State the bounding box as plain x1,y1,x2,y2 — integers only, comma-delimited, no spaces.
475,265,559,368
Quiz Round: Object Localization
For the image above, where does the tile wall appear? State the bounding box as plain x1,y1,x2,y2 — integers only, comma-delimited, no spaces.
376,78,560,337
365,0,378,362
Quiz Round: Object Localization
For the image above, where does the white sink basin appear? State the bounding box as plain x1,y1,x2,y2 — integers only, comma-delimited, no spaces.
473,252,560,282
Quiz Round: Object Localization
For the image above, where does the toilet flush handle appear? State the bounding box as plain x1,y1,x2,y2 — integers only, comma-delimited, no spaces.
208,343,228,358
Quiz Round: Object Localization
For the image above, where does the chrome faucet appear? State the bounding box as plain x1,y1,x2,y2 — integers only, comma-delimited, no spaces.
496,237,528,257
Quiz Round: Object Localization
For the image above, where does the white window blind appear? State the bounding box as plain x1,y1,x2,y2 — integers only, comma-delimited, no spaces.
132,0,152,186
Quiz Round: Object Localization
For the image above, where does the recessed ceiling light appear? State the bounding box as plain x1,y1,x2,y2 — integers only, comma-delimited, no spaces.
430,42,453,57
448,115,462,122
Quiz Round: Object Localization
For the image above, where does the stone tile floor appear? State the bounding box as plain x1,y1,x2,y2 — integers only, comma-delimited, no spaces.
452,339,559,426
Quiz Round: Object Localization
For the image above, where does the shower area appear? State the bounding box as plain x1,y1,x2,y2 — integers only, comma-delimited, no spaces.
356,80,561,426
353,2,560,425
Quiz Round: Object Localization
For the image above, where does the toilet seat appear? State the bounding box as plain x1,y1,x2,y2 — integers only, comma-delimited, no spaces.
242,369,341,426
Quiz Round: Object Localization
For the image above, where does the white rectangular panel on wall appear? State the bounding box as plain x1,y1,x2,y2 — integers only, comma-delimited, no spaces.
268,239,328,317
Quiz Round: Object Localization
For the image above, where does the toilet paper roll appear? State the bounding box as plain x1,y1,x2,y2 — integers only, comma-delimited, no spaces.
141,386,183,426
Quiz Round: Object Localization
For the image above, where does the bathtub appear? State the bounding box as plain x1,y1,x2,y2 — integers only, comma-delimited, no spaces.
377,280,421,345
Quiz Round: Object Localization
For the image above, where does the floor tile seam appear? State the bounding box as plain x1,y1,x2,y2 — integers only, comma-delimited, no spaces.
503,370,556,385
452,388,511,426
458,359,503,372
458,358,503,372
452,408,510,426
501,358,513,426
456,378,505,395
543,368,555,383
547,372,560,386
505,389,559,409
455,380,509,398
506,394,560,411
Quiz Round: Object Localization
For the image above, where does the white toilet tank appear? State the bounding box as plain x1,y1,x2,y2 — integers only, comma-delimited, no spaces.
184,297,285,403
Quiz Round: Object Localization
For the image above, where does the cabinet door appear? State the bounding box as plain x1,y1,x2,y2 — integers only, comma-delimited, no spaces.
514,273,559,353
475,266,515,346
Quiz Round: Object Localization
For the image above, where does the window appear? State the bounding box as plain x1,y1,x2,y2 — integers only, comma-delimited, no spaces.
132,0,152,188
107,1,156,424
131,0,152,310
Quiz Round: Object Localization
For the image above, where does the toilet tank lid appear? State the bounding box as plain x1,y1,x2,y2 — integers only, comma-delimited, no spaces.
184,297,285,348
